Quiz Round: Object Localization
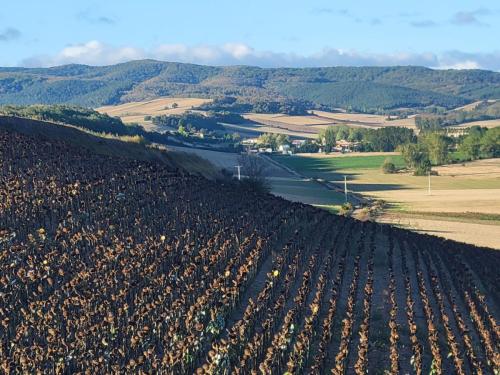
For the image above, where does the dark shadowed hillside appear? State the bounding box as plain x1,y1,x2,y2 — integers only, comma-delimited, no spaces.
1,60,500,111
0,118,499,374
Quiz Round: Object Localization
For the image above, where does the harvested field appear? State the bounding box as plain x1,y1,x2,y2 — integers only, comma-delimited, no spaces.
238,111,417,139
244,113,334,126
97,97,211,131
1,124,499,374
452,119,500,129
371,189,500,215
452,99,497,112
221,122,318,139
381,214,500,249
311,110,417,128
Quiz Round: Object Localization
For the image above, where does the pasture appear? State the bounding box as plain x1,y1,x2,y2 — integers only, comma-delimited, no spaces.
274,153,406,173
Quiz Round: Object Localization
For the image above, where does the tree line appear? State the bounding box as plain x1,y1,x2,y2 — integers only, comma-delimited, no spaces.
318,126,416,152
415,101,500,131
399,127,499,175
195,97,313,115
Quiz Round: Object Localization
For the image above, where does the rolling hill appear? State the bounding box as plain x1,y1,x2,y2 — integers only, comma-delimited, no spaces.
1,111,499,374
1,60,500,111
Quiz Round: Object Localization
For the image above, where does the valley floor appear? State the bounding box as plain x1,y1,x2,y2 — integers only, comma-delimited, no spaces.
272,154,500,249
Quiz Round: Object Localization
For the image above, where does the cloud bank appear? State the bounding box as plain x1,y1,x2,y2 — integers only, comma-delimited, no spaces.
20,40,500,71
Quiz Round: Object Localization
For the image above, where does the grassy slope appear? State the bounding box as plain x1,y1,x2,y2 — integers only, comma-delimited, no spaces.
0,115,219,179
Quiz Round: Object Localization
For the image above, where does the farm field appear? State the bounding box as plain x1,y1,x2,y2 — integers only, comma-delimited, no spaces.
311,110,417,129
241,111,417,138
452,119,500,129
273,154,500,248
242,113,326,138
97,97,211,131
268,177,346,212
277,153,406,171
382,214,500,249
1,124,499,374
165,145,346,209
221,121,319,139
451,99,498,112
96,98,499,142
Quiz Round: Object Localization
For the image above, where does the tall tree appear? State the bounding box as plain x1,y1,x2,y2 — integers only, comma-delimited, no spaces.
420,132,449,165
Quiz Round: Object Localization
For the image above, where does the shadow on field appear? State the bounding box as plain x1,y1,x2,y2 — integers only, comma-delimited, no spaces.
339,183,409,192
412,228,452,234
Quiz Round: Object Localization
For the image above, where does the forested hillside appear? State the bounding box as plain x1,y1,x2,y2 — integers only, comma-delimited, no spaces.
1,60,499,111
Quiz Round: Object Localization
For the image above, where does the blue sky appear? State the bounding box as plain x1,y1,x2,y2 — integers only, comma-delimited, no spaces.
1,0,499,70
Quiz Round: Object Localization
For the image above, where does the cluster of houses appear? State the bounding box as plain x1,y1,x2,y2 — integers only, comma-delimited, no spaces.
241,138,360,155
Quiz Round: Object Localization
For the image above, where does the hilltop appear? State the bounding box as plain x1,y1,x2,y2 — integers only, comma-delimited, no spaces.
1,60,500,111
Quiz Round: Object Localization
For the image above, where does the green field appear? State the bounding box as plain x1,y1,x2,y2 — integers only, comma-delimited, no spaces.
272,153,499,192
273,154,405,174
269,177,348,213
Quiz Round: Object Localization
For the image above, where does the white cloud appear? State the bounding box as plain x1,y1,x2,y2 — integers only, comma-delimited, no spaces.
19,40,500,71
438,50,500,71
22,41,144,67
439,60,481,70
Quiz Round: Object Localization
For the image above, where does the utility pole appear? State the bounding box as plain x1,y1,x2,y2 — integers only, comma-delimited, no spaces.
235,165,242,181
428,171,431,196
344,175,348,202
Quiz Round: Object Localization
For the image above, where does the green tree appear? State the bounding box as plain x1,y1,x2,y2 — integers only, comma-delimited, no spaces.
398,143,431,175
336,126,349,141
319,127,337,152
177,124,188,137
480,127,500,157
257,133,278,149
276,134,290,147
348,127,364,142
459,133,482,160
420,132,449,165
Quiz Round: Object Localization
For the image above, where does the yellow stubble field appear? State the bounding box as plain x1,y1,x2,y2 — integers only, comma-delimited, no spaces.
97,97,211,131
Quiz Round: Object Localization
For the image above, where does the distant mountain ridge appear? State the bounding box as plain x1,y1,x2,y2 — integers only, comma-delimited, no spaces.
1,60,499,111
